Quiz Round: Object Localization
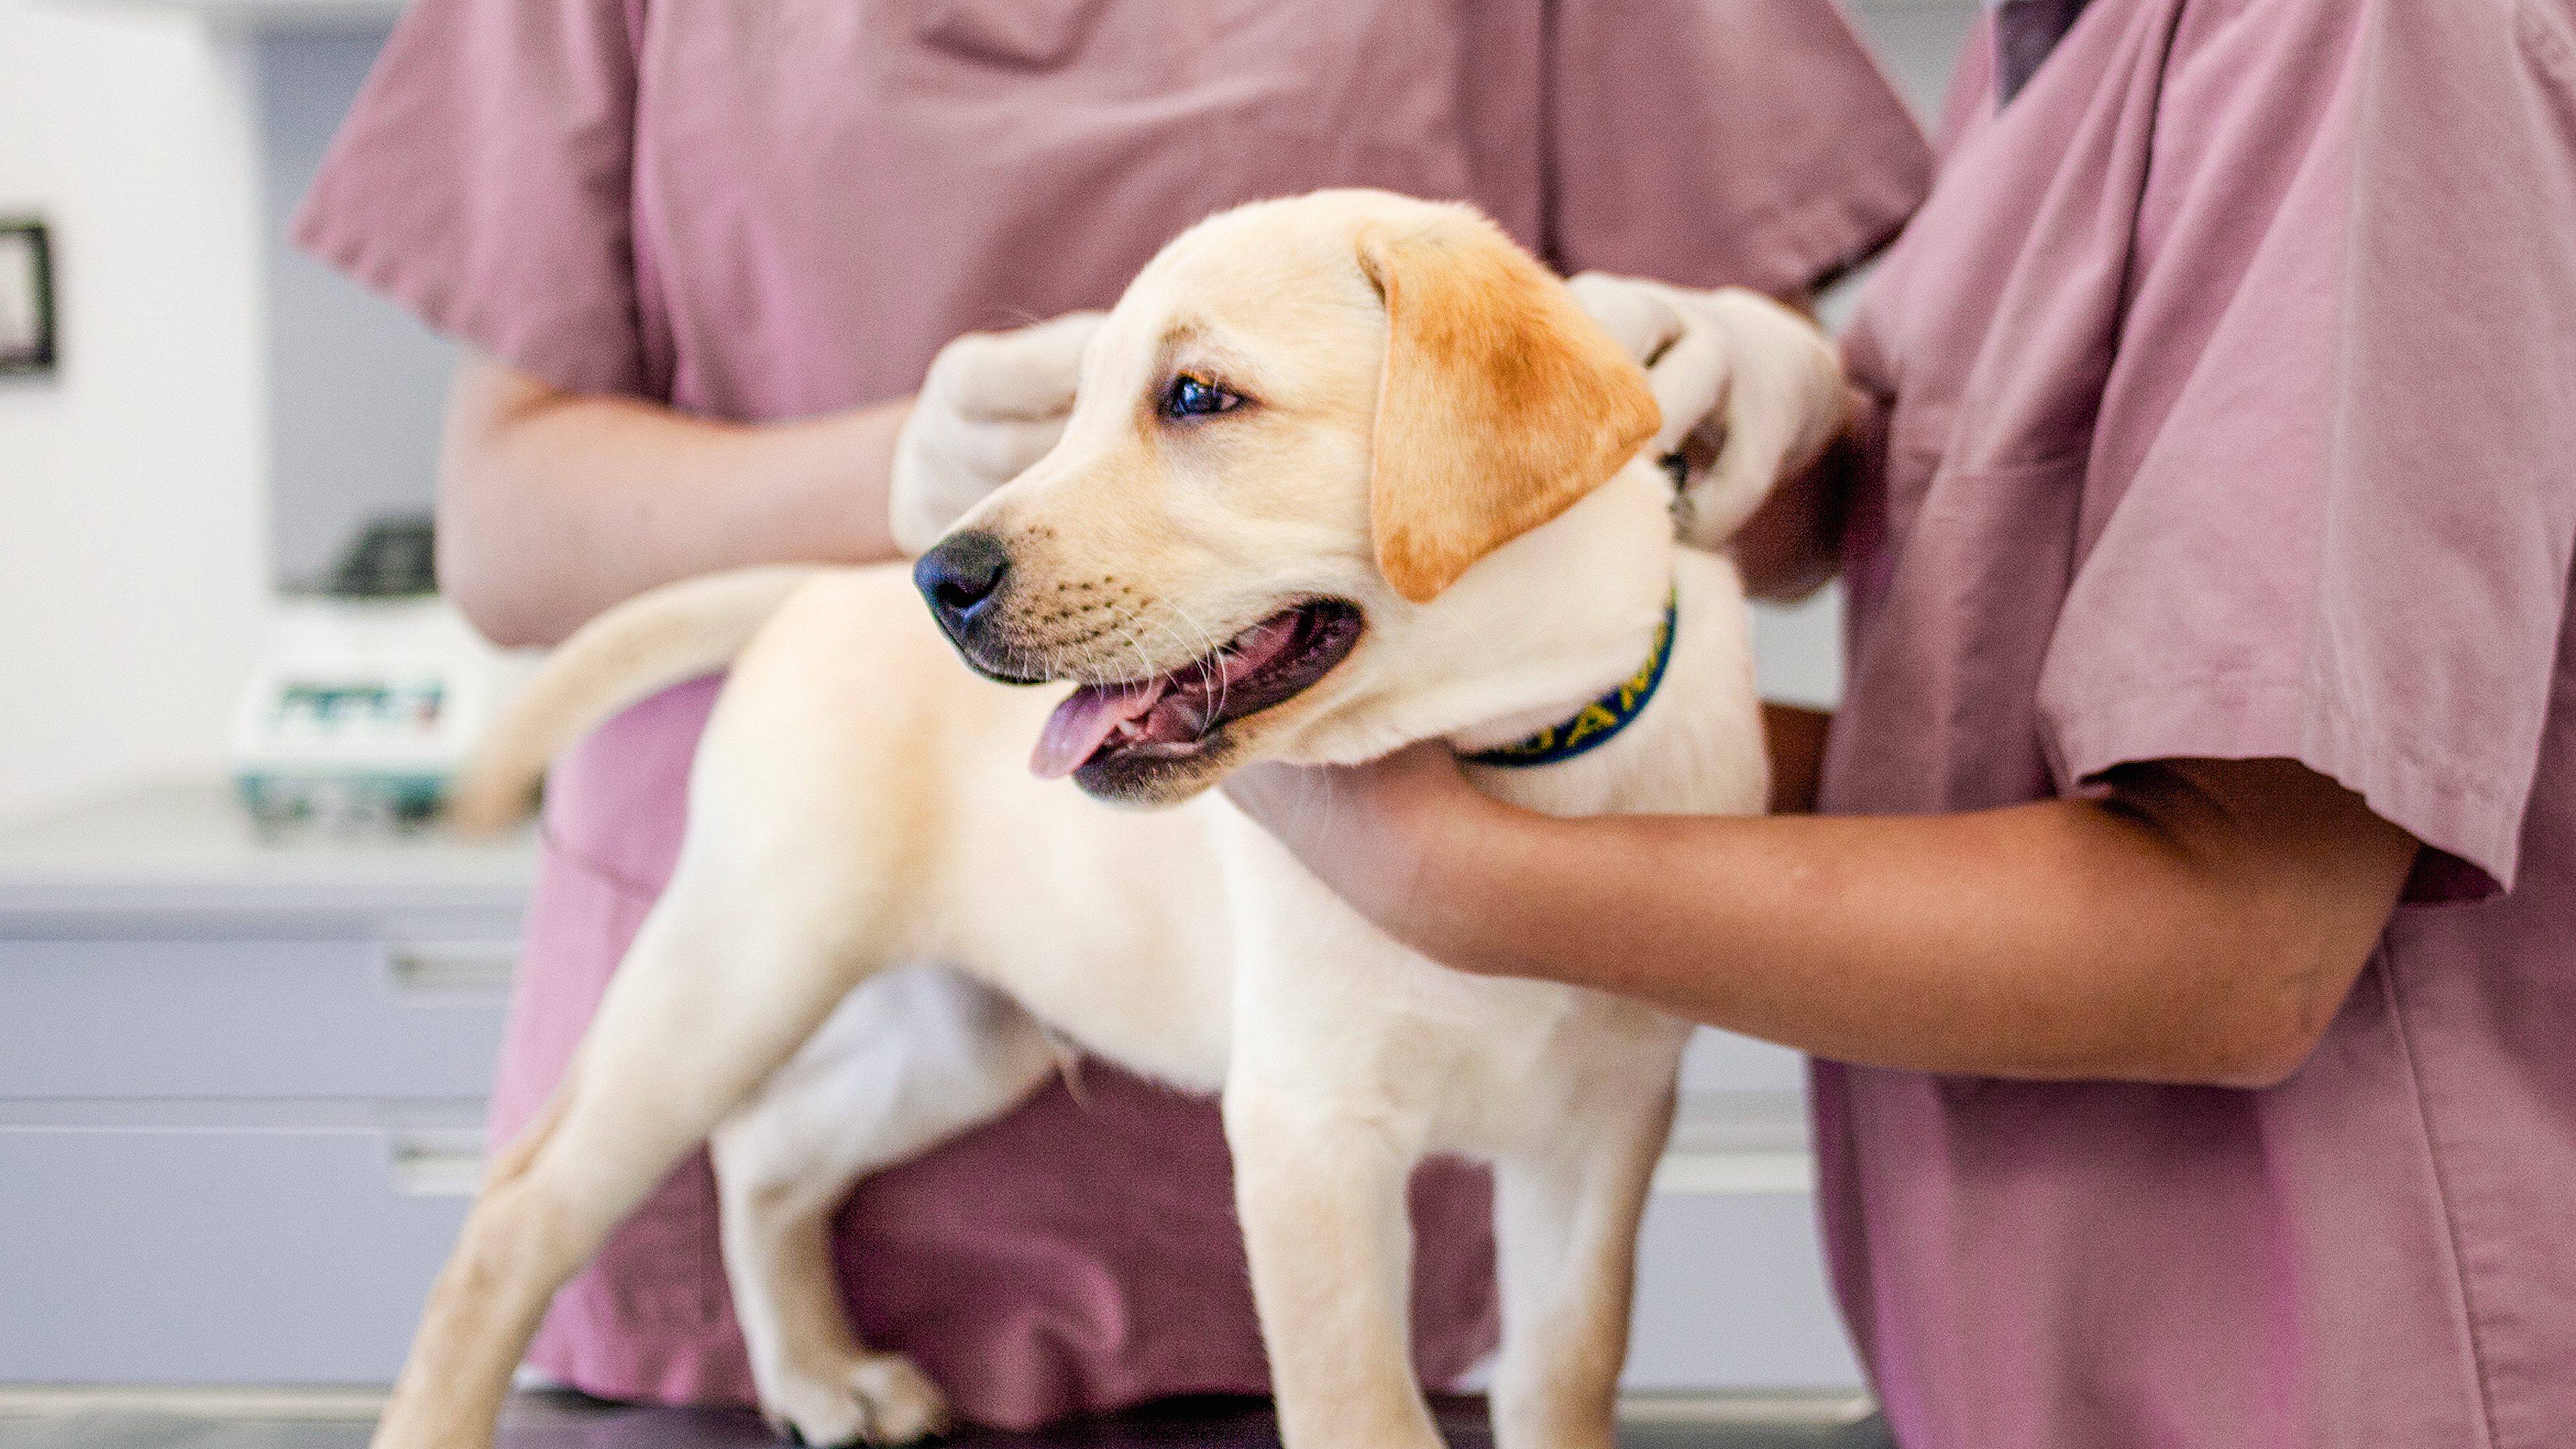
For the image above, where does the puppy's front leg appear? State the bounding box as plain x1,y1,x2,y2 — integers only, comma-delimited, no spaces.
1487,1043,1683,1449
1223,1082,1446,1449
1218,817,1449,1449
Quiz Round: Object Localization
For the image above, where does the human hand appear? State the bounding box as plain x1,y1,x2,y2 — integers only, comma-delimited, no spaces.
888,309,1106,556
1221,742,1511,960
1565,274,1847,549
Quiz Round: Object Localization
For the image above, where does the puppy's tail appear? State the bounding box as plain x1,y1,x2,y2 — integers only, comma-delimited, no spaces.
446,565,821,835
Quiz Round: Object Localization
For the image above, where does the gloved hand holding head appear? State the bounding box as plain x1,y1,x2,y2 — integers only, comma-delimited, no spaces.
1566,273,1846,549
889,309,1108,556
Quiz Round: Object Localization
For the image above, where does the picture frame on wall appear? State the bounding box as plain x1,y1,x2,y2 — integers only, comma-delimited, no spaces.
1,219,57,376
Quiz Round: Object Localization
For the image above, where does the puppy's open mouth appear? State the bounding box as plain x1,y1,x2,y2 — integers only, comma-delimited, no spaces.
1030,600,1364,780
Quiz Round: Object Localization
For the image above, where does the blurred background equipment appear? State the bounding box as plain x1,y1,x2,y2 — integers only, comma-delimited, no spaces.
0,217,54,374
228,515,540,836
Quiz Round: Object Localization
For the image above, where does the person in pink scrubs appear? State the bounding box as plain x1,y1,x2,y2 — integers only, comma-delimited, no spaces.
293,0,1931,1430
1230,2,2576,1446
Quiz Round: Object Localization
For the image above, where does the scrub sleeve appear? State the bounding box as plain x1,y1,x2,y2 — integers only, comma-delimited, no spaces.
1819,3,2576,1445
295,0,1931,1428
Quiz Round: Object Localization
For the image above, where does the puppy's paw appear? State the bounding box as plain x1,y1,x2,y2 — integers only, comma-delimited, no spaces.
761,1352,953,1446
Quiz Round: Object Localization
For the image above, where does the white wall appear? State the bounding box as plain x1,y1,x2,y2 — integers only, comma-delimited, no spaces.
0,0,269,824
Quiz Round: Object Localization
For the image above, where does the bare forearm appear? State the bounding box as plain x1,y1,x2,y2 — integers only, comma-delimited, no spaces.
1244,754,2415,1089
435,356,911,646
1401,804,2258,1082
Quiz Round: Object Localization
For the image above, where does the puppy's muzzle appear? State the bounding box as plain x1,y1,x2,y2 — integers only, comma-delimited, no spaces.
914,531,1045,685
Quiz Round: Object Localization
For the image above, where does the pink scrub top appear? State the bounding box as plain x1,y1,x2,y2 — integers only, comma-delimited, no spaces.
294,0,1931,1427
1821,3,2576,1445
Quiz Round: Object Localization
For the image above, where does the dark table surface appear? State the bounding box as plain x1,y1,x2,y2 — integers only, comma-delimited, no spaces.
1,1393,1896,1449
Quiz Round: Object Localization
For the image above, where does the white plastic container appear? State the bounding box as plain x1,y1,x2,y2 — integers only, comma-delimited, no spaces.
229,596,543,837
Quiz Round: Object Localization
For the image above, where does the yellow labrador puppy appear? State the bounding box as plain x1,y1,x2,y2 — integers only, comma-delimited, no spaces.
392,189,1841,1449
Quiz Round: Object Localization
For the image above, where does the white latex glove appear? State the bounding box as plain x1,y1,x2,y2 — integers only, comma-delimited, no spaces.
888,309,1106,557
1566,273,1847,549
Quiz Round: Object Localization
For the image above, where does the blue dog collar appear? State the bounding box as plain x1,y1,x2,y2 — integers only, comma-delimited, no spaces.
1465,590,1677,769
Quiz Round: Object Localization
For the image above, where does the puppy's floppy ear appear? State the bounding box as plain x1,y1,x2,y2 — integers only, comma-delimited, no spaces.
1358,209,1660,603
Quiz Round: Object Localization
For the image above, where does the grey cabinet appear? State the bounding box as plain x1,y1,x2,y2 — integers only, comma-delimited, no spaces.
0,938,511,1100
0,1113,482,1382
0,784,529,1385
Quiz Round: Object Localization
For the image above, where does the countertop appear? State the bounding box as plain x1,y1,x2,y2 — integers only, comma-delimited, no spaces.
0,1390,1894,1449
0,780,535,936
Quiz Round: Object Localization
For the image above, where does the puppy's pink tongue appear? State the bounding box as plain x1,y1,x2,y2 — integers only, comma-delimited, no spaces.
1032,682,1163,779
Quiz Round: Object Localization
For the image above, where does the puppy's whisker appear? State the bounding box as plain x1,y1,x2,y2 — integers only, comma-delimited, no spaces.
1312,770,1342,851
1134,608,1191,659
1152,600,1232,731
1067,633,1102,681
1106,618,1161,692
1137,617,1207,705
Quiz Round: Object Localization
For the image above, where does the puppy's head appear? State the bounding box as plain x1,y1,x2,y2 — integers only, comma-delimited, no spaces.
915,190,1663,805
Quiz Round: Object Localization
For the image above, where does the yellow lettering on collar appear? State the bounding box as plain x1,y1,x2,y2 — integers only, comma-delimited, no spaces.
1563,702,1621,747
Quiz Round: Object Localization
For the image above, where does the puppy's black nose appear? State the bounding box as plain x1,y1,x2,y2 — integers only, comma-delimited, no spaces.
914,530,1012,640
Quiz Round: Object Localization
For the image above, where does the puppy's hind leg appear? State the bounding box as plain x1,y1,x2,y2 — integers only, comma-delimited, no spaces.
370,849,892,1449
712,967,1059,1447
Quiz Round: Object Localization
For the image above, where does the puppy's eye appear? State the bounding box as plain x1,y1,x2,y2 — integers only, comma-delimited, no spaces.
1161,374,1244,419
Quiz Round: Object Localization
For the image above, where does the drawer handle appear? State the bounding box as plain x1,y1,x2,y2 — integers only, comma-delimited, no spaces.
1652,1149,1816,1195
388,1132,486,1197
386,942,517,996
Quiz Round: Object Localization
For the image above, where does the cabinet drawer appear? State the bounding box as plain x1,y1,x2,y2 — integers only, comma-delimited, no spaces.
0,1120,476,1383
0,938,511,1099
